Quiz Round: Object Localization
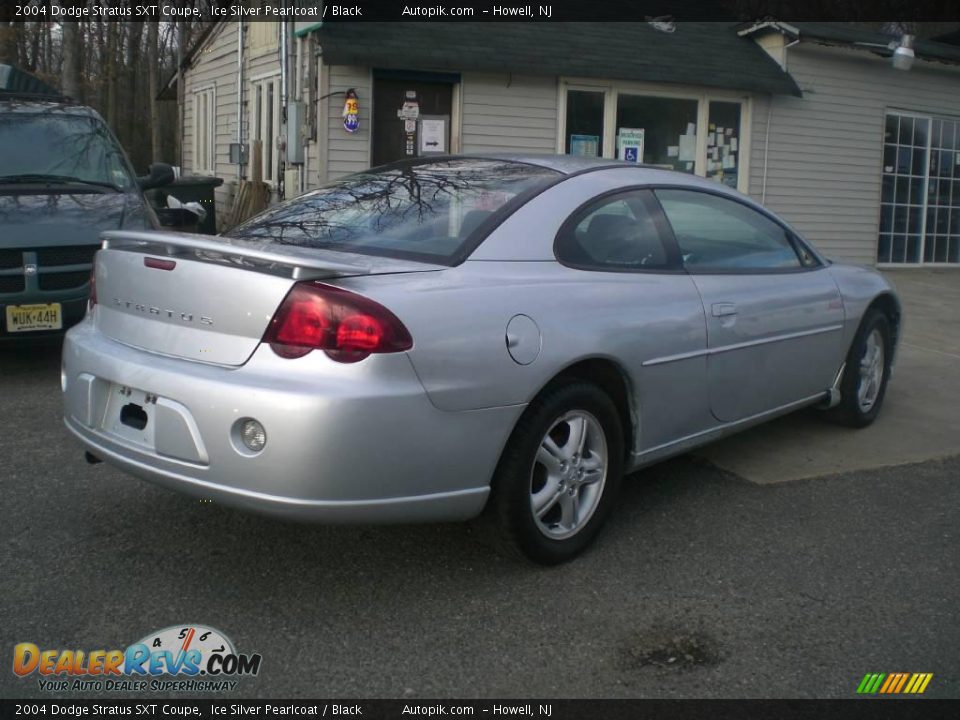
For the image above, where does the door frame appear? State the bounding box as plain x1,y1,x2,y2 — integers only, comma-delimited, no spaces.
370,69,462,167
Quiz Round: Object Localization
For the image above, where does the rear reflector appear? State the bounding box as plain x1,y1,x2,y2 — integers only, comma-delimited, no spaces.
144,257,177,271
263,282,412,363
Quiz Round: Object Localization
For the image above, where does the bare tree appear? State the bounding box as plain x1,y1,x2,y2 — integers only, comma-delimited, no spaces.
0,15,19,66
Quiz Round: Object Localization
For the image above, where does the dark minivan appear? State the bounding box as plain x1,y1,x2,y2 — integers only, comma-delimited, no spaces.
0,64,172,342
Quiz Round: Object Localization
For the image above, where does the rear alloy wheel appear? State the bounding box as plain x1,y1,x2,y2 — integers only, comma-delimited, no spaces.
492,383,623,564
531,410,608,540
826,309,892,428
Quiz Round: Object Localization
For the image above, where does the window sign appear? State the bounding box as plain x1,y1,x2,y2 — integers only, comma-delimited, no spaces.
617,128,645,163
570,134,600,157
419,116,448,155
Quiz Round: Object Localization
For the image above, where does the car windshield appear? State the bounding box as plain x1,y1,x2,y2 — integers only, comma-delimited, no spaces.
0,111,135,190
225,158,561,264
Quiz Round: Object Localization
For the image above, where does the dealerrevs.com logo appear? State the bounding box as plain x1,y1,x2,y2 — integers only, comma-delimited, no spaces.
13,625,261,693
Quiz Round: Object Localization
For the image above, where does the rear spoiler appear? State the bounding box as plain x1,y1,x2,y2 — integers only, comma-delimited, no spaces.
101,230,370,280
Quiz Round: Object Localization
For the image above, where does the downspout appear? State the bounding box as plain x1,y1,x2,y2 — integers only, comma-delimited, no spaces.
298,33,308,194
236,21,243,182
761,96,772,205
178,20,184,172
281,14,289,198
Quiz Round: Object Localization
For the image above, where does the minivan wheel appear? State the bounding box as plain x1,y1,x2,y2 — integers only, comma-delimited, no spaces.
825,309,892,428
491,382,624,564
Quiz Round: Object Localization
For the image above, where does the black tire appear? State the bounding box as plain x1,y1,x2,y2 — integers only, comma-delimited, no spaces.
490,382,624,565
825,308,892,428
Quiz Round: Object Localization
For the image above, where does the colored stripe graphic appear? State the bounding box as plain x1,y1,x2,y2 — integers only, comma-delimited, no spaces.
893,673,909,693
857,673,933,694
857,673,885,694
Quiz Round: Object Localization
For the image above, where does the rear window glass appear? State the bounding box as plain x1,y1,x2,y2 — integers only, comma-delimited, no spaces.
224,159,560,264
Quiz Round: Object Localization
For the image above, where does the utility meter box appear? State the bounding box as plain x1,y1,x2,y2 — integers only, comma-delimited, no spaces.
286,102,305,165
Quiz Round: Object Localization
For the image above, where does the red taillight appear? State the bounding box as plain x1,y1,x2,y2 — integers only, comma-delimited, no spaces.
263,283,412,363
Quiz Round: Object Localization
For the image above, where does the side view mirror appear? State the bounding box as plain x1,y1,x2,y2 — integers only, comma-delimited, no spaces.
137,163,175,190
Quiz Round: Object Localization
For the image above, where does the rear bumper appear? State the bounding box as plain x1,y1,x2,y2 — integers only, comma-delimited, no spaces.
63,318,524,523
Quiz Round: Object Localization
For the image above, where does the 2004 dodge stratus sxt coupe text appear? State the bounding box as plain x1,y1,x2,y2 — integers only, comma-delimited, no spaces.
63,156,901,563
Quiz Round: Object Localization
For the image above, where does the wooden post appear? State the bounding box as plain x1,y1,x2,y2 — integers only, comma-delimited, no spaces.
251,140,263,184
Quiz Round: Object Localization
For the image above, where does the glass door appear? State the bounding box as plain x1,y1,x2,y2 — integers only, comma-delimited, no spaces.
880,112,960,264
926,117,960,263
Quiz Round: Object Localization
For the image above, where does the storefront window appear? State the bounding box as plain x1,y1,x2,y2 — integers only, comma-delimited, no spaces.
565,90,604,157
706,101,742,189
561,83,746,191
615,95,698,172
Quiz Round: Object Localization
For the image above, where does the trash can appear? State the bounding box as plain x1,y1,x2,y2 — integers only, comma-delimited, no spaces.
147,176,223,235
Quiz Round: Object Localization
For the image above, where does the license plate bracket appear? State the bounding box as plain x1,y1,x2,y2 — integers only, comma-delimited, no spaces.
103,384,156,448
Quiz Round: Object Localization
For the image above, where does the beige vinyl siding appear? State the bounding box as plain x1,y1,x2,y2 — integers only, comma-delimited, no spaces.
181,22,240,227
180,21,288,223
460,73,557,153
323,65,372,181
748,43,960,265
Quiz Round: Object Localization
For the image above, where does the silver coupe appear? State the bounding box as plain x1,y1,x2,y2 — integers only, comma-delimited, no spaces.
62,155,901,563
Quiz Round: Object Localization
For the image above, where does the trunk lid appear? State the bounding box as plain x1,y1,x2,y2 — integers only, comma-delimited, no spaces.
93,230,443,365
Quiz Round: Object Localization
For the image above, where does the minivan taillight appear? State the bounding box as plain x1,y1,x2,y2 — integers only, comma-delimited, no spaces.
263,282,413,363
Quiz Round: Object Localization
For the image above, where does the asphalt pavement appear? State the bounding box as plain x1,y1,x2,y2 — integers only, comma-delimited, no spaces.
0,344,957,699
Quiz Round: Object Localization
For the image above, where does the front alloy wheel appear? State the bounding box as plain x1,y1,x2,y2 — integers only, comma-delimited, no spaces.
856,328,885,413
826,308,892,428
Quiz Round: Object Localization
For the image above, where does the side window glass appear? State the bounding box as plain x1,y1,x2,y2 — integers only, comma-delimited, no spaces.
655,189,806,271
557,191,670,269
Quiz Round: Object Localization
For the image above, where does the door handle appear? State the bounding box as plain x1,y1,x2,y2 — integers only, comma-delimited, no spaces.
712,302,737,317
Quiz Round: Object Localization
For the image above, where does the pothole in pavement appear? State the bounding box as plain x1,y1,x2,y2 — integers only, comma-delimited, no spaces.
620,628,724,671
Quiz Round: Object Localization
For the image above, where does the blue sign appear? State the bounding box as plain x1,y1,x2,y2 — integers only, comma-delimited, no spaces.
623,147,639,162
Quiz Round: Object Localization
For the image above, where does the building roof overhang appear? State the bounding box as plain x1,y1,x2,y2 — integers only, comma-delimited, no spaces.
316,22,803,97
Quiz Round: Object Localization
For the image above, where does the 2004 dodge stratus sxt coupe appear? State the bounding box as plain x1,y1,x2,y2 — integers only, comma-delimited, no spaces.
63,156,901,563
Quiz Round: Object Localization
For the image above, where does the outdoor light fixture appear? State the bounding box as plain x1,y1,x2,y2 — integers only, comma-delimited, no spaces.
892,34,915,71
855,31,917,72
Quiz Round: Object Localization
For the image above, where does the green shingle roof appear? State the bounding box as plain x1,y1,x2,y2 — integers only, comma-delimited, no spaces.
316,22,802,96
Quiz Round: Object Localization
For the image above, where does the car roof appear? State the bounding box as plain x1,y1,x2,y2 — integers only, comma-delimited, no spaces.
372,153,753,200
427,153,718,184
473,153,629,174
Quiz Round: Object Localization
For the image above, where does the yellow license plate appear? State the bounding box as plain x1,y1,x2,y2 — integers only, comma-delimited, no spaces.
5,303,63,332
